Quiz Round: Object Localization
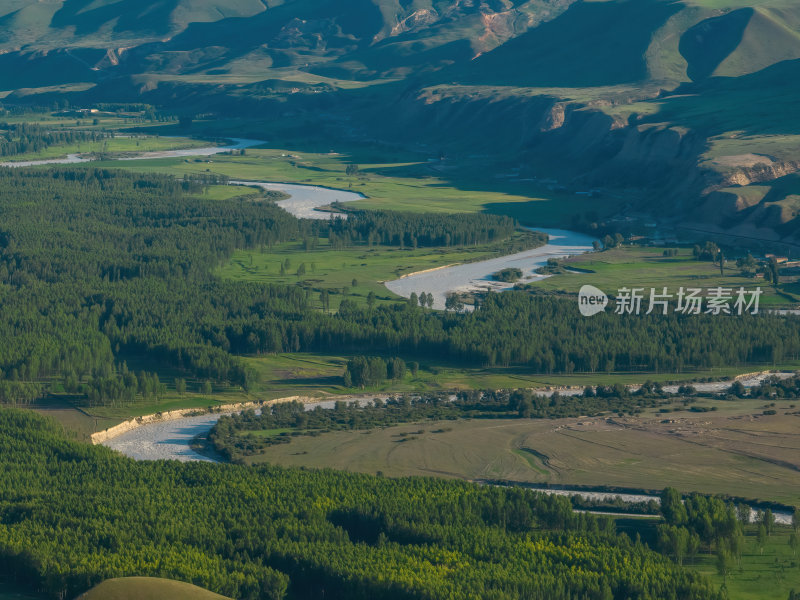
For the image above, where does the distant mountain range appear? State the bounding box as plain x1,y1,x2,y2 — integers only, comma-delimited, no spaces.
3,0,800,245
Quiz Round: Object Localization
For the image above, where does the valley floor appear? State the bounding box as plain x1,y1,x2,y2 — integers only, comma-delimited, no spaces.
240,398,800,507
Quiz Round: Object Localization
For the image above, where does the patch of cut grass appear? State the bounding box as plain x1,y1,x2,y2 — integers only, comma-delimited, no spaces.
76,577,231,600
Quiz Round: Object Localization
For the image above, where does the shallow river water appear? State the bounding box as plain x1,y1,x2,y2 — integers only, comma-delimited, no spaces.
385,228,596,309
230,180,364,219
0,137,264,167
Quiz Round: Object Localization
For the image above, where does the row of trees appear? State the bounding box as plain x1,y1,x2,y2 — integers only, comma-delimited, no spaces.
80,368,167,407
0,122,107,156
210,385,709,461
328,209,542,249
343,356,407,387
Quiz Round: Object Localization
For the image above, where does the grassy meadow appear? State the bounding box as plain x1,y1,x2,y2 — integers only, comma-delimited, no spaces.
238,398,800,507
95,139,618,226
1,134,206,162
240,351,800,399
529,246,794,306
690,526,800,600
216,234,540,309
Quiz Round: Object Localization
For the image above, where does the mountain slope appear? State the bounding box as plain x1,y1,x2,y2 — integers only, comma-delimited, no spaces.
2,0,800,244
457,0,683,87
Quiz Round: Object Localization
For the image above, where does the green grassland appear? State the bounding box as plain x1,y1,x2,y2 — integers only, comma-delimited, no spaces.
703,134,800,168
195,184,262,201
98,142,619,226
7,109,610,225
216,235,534,309
690,527,800,600
136,68,399,89
0,111,176,131
0,107,614,225
238,398,800,509
241,348,799,403
76,577,232,600
529,246,793,306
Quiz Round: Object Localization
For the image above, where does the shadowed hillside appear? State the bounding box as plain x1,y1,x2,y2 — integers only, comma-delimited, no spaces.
2,0,800,243
459,0,683,87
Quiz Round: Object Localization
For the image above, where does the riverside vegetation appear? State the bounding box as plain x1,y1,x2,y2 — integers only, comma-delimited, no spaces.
207,374,800,461
0,122,108,158
207,384,689,460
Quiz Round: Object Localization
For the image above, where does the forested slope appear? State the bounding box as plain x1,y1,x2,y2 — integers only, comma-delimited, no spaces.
0,408,722,600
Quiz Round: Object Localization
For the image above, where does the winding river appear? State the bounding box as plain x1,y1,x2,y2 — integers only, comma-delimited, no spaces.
385,228,596,310
0,137,594,306
230,180,364,219
101,371,795,462
0,137,265,167
501,486,793,524
103,395,384,462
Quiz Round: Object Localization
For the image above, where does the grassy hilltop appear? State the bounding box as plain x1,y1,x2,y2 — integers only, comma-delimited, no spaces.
76,577,232,600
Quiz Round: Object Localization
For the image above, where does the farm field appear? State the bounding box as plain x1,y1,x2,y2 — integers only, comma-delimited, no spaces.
241,399,800,507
